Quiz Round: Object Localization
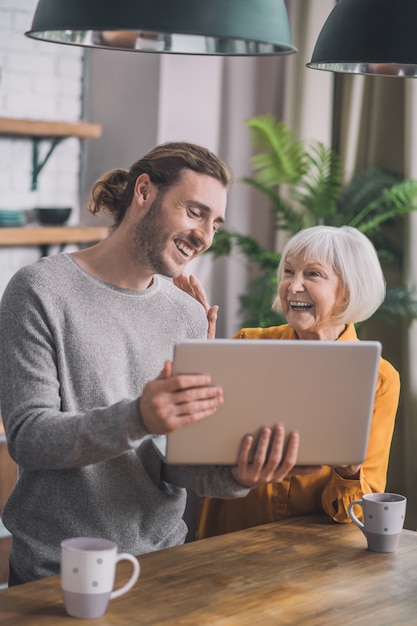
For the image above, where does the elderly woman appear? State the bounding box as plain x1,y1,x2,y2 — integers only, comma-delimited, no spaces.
179,225,400,538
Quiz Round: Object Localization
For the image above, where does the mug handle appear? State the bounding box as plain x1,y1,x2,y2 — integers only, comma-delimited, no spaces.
348,499,366,535
110,553,140,599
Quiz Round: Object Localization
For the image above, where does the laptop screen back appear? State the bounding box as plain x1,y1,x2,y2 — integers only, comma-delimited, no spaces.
165,339,381,465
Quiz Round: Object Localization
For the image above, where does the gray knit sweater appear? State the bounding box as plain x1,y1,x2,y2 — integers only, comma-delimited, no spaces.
0,254,248,582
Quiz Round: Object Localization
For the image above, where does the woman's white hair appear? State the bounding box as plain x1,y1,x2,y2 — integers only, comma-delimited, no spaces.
273,225,386,325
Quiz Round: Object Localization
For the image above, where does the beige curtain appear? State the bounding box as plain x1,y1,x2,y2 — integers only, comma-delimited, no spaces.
273,0,335,251
283,0,335,145
402,82,417,530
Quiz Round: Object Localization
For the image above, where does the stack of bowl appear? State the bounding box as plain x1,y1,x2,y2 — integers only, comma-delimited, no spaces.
0,209,25,227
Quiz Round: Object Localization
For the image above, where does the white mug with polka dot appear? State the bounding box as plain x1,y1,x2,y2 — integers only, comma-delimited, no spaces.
348,493,407,553
60,537,140,619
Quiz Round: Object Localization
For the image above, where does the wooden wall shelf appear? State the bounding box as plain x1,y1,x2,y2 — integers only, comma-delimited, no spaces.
0,226,108,247
0,226,108,256
0,117,103,190
0,117,102,139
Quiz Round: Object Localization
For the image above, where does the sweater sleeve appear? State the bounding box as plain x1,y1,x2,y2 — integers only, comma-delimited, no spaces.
0,268,152,470
321,357,400,522
162,463,250,499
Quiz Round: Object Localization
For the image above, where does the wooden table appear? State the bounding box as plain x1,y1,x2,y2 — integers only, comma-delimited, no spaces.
1,515,416,625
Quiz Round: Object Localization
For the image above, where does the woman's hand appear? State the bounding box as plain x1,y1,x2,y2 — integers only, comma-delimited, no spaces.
174,273,218,339
231,425,322,487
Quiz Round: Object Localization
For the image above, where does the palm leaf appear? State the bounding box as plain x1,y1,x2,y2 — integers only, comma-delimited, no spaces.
245,114,308,186
208,230,280,270
375,286,417,321
350,180,417,232
231,234,280,269
242,176,305,232
238,269,285,328
296,142,343,225
336,167,400,225
208,229,234,259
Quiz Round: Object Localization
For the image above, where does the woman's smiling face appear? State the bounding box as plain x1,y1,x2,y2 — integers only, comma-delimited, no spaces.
278,252,347,341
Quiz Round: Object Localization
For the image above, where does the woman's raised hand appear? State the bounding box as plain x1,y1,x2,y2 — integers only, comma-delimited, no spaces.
174,273,218,339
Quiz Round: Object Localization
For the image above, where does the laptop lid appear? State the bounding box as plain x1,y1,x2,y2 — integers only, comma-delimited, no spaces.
164,338,381,465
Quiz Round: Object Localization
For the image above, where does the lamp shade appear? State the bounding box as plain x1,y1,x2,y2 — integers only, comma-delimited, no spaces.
25,0,297,56
307,0,417,77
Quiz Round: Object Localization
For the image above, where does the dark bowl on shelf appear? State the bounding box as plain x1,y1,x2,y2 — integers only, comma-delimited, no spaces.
35,207,72,225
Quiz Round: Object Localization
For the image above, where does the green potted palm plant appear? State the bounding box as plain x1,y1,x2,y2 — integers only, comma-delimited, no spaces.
209,114,417,329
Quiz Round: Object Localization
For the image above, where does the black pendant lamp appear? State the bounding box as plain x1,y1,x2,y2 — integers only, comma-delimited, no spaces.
25,0,297,56
307,0,417,77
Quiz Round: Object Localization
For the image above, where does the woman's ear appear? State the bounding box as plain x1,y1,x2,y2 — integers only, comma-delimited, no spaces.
337,288,350,315
342,288,350,307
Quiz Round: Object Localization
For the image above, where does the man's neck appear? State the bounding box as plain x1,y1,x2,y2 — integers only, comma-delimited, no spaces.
71,234,155,292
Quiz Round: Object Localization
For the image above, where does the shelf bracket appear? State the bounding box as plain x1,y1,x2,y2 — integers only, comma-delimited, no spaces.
31,137,65,190
39,242,69,258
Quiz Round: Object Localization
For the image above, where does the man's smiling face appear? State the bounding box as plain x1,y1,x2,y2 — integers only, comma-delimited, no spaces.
130,169,227,278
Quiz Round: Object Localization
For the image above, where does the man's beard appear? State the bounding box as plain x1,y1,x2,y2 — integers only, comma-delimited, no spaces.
129,192,180,278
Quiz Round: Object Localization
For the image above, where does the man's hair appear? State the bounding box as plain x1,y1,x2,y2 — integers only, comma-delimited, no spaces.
272,225,386,325
87,141,233,227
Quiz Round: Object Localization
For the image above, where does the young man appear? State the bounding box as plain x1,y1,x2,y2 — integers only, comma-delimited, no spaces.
0,142,306,585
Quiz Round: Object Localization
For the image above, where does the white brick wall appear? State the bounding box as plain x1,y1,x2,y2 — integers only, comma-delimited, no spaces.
0,0,84,293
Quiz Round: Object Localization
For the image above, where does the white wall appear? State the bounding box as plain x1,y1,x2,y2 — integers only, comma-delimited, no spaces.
0,0,84,294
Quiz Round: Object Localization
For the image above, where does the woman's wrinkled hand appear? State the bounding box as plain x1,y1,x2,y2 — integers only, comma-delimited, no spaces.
174,273,218,339
231,425,323,488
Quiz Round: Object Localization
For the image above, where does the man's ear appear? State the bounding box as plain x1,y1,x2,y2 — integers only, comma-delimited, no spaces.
134,173,151,204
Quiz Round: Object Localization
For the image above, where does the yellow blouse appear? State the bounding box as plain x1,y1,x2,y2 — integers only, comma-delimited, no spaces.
196,324,400,538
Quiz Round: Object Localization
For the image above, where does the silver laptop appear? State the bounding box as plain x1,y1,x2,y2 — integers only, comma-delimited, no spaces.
162,338,381,466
